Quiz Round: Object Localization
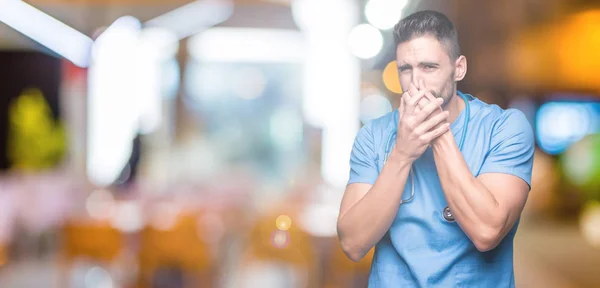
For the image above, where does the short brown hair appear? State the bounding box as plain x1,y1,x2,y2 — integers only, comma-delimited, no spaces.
393,10,461,60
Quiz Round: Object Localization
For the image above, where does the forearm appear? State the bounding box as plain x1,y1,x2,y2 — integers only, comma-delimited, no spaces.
337,151,413,261
432,133,506,250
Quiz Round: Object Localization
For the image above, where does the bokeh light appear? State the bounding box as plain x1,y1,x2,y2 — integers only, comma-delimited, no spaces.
297,203,339,237
348,24,383,59
84,266,113,288
382,61,402,94
359,93,392,125
275,215,292,231
561,134,600,200
109,201,143,233
580,201,600,249
150,202,180,231
271,230,290,249
536,102,600,155
85,189,116,221
365,0,408,30
554,10,600,91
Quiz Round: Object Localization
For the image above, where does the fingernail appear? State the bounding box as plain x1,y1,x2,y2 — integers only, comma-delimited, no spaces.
438,98,444,103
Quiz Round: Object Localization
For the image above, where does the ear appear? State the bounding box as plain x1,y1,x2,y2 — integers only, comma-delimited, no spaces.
454,55,467,82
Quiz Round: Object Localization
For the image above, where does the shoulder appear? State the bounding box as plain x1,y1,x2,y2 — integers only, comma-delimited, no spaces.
363,110,397,137
473,98,532,131
472,98,534,145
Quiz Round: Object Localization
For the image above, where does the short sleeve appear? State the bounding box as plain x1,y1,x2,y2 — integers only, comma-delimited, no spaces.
479,109,535,189
347,121,379,186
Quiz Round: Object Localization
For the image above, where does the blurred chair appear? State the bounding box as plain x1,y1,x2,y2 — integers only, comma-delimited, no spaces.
237,210,319,288
137,212,214,288
0,243,6,268
60,220,125,287
324,239,374,288
62,220,123,262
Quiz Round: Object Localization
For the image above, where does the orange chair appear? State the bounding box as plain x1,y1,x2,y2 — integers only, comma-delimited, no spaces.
0,244,7,268
137,212,213,288
60,220,125,287
62,220,124,262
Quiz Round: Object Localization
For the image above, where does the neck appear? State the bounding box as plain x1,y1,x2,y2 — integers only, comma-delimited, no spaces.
444,91,466,124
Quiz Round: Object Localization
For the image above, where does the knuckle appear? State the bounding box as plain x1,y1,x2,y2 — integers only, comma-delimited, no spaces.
413,127,422,136
409,118,417,128
409,122,417,131
426,102,436,110
403,119,414,130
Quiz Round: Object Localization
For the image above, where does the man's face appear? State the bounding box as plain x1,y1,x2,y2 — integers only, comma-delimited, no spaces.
395,34,456,105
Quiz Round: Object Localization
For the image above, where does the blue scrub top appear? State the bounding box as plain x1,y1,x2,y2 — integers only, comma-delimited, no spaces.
347,93,534,287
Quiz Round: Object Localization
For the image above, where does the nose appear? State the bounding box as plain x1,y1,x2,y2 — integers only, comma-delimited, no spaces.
411,72,425,89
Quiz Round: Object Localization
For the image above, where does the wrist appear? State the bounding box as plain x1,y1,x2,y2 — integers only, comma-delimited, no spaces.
388,148,416,167
432,131,454,150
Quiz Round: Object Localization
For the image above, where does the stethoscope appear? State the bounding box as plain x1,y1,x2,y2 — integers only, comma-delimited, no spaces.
382,91,471,222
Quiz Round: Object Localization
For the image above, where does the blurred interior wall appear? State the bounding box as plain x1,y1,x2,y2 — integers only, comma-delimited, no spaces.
0,51,61,170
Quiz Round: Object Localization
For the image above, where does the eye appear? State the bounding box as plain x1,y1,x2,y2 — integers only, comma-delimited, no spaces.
423,65,436,71
399,67,412,73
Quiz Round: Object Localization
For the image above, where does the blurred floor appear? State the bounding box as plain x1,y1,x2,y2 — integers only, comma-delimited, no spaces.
1,220,599,287
515,220,600,288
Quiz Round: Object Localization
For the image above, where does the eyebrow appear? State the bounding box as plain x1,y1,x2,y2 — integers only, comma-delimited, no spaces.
398,64,411,71
397,61,440,71
419,62,439,67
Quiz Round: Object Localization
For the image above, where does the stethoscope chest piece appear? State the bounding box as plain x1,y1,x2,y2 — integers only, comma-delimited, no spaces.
384,92,471,212
442,206,455,222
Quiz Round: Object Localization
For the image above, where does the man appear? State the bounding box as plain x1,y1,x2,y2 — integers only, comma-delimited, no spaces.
337,10,534,287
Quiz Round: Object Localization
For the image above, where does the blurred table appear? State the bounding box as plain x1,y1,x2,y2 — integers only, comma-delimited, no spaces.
515,219,600,288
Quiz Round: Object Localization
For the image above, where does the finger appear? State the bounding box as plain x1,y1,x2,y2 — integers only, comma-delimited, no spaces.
414,110,449,135
407,89,427,108
399,95,405,113
417,96,430,110
418,91,438,109
411,84,426,110
416,80,436,104
414,97,444,123
418,79,425,91
424,91,441,109
420,122,451,143
400,92,413,115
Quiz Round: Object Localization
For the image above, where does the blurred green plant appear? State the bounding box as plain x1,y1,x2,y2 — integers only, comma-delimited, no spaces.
7,88,67,171
560,134,600,202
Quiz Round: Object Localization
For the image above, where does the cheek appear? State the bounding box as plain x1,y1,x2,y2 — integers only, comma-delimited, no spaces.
398,74,412,92
426,71,453,91
421,75,445,92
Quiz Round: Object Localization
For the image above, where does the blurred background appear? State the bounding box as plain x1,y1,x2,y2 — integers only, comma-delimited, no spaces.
0,0,600,287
